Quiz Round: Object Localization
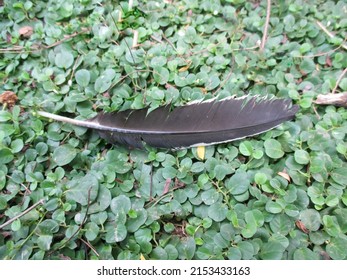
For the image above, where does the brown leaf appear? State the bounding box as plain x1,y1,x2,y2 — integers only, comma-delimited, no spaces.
277,171,291,182
162,178,171,195
0,91,18,108
19,26,33,38
295,220,310,234
178,60,192,72
319,251,331,260
325,55,332,67
174,178,185,189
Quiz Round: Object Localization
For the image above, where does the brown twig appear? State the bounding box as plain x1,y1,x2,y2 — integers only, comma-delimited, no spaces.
316,21,347,51
0,199,45,230
332,68,347,94
213,71,233,96
315,92,347,108
79,238,100,257
48,188,92,255
0,28,90,54
295,44,344,59
260,0,271,51
149,163,153,201
162,33,178,52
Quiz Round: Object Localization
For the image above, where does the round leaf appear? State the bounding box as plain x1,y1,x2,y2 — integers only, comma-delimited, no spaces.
75,69,90,87
264,139,284,159
294,150,310,165
208,202,227,222
52,144,77,166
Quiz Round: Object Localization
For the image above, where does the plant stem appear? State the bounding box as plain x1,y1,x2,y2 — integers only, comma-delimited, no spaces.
260,0,271,51
0,199,45,230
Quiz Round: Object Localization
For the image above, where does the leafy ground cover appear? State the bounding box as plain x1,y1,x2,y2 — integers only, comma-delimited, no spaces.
0,0,347,260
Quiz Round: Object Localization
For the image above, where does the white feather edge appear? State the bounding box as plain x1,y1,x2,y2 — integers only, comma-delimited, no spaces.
37,95,289,135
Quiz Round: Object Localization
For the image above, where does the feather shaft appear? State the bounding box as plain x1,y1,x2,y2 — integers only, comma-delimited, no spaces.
37,96,299,149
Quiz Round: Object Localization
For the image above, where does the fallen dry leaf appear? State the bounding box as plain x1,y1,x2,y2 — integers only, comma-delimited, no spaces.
178,60,192,72
162,178,171,195
197,146,205,160
277,170,291,182
295,220,310,234
19,26,33,38
0,91,18,108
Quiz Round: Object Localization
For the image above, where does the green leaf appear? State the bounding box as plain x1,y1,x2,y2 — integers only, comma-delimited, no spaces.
126,209,148,233
177,237,196,260
84,222,99,241
254,172,267,185
37,235,53,251
260,241,285,260
264,139,284,159
242,210,264,238
105,224,127,243
294,150,310,165
151,247,168,260
0,148,14,164
239,141,253,156
110,195,131,215
75,69,90,87
65,174,99,206
0,111,12,122
323,215,341,237
214,164,231,181
52,144,77,166
55,51,74,69
269,214,293,235
331,168,347,186
153,67,169,85
184,26,197,43
227,171,250,195
0,196,7,210
238,241,255,260
207,202,227,222
94,69,116,93
265,201,283,214
293,248,319,260
326,236,347,259
11,139,24,153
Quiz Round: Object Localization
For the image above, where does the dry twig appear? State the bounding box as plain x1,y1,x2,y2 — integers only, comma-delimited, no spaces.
0,199,45,230
79,238,100,257
260,0,271,50
332,67,347,94
315,92,347,108
0,28,89,54
316,21,347,51
47,188,92,256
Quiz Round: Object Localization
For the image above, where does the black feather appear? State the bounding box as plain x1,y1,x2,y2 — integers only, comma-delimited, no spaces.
37,96,299,149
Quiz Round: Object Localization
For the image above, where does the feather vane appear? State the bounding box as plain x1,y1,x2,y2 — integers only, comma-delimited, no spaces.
37,96,299,149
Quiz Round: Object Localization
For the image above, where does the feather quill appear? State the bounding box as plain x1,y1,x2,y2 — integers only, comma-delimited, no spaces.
37,96,299,149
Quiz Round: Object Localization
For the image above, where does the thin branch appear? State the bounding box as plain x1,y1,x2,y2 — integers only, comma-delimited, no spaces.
316,21,347,51
315,92,347,108
48,188,92,255
213,71,233,96
132,30,139,48
332,68,347,94
260,0,271,51
0,199,45,230
79,238,100,257
0,28,89,54
295,44,343,59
